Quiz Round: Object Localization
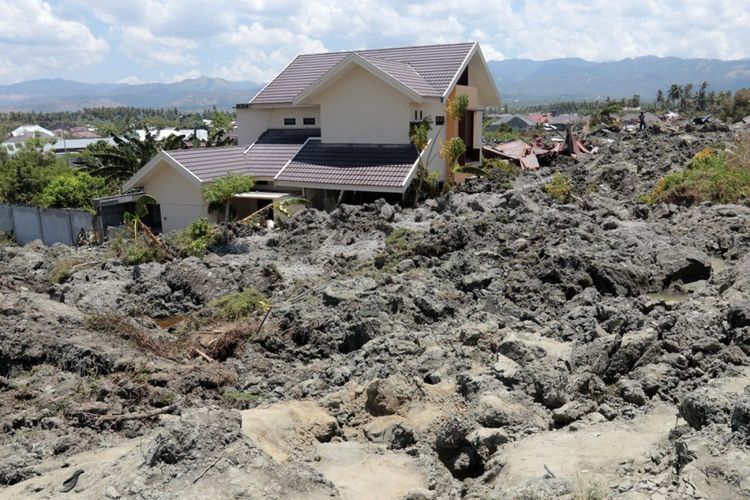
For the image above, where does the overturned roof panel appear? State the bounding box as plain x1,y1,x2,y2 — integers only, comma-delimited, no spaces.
275,140,419,191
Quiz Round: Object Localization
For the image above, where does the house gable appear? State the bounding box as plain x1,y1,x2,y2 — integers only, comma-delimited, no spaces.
314,64,415,144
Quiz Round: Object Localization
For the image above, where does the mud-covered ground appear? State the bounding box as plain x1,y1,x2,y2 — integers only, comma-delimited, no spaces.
2,126,750,499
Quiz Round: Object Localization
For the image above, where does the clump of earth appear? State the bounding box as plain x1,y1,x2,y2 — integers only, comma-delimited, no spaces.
2,126,750,499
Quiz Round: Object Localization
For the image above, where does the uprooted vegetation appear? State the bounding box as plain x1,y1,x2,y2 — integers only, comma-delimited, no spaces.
545,171,573,203
3,126,750,499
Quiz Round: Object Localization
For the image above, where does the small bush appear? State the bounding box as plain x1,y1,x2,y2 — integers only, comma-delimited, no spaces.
49,257,77,284
643,140,750,206
0,230,16,245
173,218,221,257
545,172,573,203
208,289,271,321
109,235,167,265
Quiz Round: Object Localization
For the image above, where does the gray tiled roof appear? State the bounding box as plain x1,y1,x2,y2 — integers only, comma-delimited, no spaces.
163,129,321,182
275,140,419,189
251,42,475,105
165,146,249,182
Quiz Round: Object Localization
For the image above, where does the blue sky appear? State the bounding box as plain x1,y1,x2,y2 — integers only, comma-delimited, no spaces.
1,0,748,85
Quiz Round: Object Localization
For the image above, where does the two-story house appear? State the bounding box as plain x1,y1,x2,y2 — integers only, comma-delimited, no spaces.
122,42,500,232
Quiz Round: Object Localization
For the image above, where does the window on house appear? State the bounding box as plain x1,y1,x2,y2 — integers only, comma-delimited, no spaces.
284,118,296,126
303,117,315,125
435,116,445,125
414,110,418,121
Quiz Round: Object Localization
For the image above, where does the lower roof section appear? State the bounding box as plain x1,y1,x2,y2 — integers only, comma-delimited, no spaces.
275,140,419,192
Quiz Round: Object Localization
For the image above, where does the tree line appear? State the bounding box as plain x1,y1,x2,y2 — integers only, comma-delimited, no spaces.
0,106,235,138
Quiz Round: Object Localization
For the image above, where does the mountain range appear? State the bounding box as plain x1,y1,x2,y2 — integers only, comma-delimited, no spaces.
1,56,749,111
0,77,262,112
490,56,750,103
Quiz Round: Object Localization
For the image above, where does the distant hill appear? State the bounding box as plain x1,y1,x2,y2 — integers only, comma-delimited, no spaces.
490,56,750,102
0,77,262,112
2,55,750,111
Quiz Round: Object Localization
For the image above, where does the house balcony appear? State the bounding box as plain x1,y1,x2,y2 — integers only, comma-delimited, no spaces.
454,85,480,110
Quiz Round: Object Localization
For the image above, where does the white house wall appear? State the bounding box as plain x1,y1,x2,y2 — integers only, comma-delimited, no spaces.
316,66,412,144
237,107,321,145
236,108,271,145
411,99,449,180
140,161,210,233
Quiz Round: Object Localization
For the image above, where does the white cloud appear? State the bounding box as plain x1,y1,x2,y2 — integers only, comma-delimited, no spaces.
212,23,327,82
0,0,108,82
9,0,750,84
115,27,198,66
117,76,145,85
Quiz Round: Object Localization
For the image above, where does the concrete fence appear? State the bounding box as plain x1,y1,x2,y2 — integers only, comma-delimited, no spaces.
0,203,94,246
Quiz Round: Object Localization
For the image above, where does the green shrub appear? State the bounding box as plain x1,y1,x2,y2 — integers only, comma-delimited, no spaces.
643,144,750,206
36,171,109,210
208,289,271,321
545,172,573,203
174,218,221,257
109,235,167,265
0,230,15,245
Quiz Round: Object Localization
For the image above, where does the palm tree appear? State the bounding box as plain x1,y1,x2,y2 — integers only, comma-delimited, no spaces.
668,84,682,107
84,127,188,182
656,90,664,106
697,81,709,111
681,83,694,111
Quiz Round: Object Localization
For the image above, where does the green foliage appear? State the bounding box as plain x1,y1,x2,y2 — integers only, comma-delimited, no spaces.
643,142,750,206
208,289,271,321
446,93,470,120
0,145,71,205
85,128,188,182
203,174,255,230
590,103,621,127
410,118,432,151
375,227,421,272
37,171,108,210
210,109,233,133
173,218,221,257
483,158,518,176
109,235,167,265
0,230,15,245
439,137,467,170
123,195,157,239
545,172,573,203
223,389,261,403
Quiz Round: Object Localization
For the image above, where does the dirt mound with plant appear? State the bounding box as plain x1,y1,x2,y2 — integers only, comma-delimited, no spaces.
2,127,750,499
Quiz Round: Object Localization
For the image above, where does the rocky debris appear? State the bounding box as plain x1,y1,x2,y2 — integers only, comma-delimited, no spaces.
679,388,733,430
365,375,412,416
1,128,750,498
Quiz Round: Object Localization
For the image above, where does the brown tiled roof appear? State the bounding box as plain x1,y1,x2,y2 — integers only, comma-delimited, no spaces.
251,42,475,105
275,140,419,190
163,129,321,182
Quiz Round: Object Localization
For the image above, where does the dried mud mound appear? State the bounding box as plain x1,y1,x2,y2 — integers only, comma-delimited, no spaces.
2,129,750,499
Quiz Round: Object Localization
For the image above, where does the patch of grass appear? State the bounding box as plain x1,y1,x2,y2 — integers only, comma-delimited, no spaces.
223,389,261,402
574,477,605,500
208,289,271,321
172,218,222,257
483,158,519,177
545,172,573,203
49,257,78,284
375,227,420,272
643,140,750,206
108,235,168,265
